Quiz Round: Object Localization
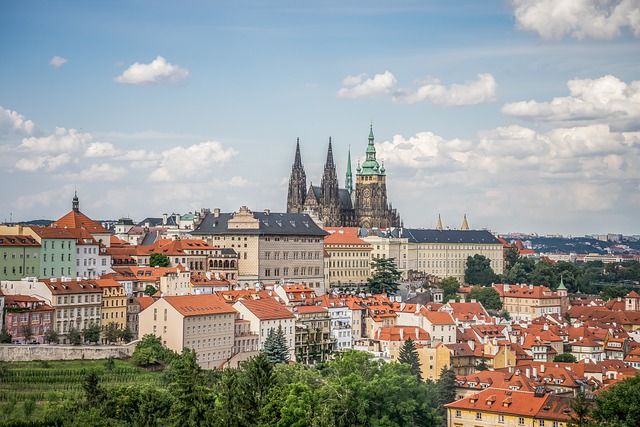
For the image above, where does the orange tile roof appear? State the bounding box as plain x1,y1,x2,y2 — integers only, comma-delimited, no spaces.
324,227,371,246
162,293,236,317
52,210,109,234
138,238,219,256
294,305,328,314
41,278,102,295
376,326,430,342
134,296,155,311
92,278,124,289
29,227,77,239
236,297,296,320
422,310,455,325
0,235,39,246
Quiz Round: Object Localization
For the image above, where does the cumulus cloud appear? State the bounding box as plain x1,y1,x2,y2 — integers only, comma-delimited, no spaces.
15,153,73,172
511,0,640,40
60,163,127,181
393,73,498,106
0,106,35,137
337,71,396,98
502,75,640,131
149,141,239,182
115,56,189,85
49,56,67,68
85,141,121,158
20,127,92,153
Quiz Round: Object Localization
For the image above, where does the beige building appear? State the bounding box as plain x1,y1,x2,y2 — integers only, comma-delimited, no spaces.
361,226,504,283
192,206,327,294
493,283,563,322
233,297,297,360
293,305,335,364
111,265,191,296
323,227,372,288
419,342,452,381
138,294,237,369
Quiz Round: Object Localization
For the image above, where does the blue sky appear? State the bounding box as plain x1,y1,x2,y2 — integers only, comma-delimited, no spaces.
1,0,639,236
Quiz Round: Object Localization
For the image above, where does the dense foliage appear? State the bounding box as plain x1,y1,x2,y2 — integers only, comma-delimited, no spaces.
502,255,640,297
398,338,422,380
367,257,402,296
437,277,460,302
2,350,447,426
150,252,171,268
263,326,290,365
554,353,577,363
467,286,502,310
464,255,499,286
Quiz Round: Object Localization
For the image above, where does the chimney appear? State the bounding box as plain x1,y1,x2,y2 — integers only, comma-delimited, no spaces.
399,328,404,341
163,213,167,225
469,340,475,350
415,328,420,340
533,367,537,378
205,271,211,280
264,209,270,215
540,364,545,373
401,302,406,311
503,283,509,292
529,284,534,289
526,368,531,378
214,208,220,217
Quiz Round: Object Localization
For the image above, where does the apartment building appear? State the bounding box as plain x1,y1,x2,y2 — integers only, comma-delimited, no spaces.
3,294,53,344
0,234,40,280
293,305,335,364
494,283,563,322
138,294,237,369
93,278,127,338
193,206,327,294
233,297,297,360
323,227,372,288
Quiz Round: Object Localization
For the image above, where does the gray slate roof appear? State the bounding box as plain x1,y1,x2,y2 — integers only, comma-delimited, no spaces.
359,228,500,244
309,185,354,211
193,211,328,236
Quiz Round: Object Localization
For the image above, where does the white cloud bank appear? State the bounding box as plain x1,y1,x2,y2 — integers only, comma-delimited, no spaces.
0,106,35,137
512,0,640,40
115,56,189,85
502,75,640,131
337,71,396,98
49,56,67,68
149,141,239,182
394,73,498,106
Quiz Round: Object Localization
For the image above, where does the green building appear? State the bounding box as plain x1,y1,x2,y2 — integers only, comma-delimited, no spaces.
0,235,40,280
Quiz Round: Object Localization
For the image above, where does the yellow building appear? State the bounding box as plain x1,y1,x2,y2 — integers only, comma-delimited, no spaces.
324,227,372,288
419,342,452,381
445,388,572,427
94,278,127,341
483,340,517,370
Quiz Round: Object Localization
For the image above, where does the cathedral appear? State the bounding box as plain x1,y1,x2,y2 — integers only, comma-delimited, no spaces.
286,125,401,228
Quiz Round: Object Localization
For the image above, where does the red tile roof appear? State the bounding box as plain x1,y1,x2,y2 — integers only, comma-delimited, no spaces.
162,294,236,317
235,297,296,320
52,210,109,234
324,227,371,246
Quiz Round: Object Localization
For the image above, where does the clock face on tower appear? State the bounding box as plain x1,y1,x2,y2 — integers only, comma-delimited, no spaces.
363,188,371,198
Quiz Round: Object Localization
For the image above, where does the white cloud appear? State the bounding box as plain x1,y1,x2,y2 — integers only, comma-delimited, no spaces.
512,0,640,40
502,75,640,131
393,73,497,106
20,127,92,153
15,153,73,172
337,71,396,99
49,56,67,68
115,56,190,85
149,141,239,182
0,106,35,137
61,163,127,181
227,176,251,187
85,142,121,158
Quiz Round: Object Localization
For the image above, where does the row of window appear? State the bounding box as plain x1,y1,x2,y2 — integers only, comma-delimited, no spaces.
2,252,38,259
56,294,101,305
456,411,561,426
2,266,37,275
264,267,321,277
264,251,321,260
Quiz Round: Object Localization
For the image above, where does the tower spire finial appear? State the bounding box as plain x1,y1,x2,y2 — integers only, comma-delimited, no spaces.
461,214,469,230
346,145,353,195
436,214,443,231
72,189,80,212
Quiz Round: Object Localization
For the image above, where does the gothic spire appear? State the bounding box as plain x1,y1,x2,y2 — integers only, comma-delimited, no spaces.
436,214,443,231
293,137,303,168
346,145,353,195
325,137,335,169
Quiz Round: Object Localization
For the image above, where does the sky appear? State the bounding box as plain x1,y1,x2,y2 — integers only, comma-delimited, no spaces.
1,0,639,236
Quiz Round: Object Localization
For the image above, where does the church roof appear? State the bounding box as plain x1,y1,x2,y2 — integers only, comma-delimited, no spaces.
309,186,354,211
53,210,109,234
193,211,328,236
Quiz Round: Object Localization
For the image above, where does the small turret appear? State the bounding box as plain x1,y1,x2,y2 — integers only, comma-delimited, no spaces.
436,214,443,231
72,190,80,213
461,214,469,230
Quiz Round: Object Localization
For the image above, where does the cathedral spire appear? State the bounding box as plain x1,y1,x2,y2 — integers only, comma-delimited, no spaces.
325,137,335,169
461,214,469,230
294,137,303,168
436,214,443,230
359,124,381,175
346,146,353,195
72,190,80,213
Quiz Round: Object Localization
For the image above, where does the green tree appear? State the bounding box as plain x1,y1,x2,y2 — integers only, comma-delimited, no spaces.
44,329,59,344
465,254,499,286
530,259,558,287
68,326,83,345
398,338,422,381
367,257,402,295
0,326,12,343
103,322,120,344
101,383,173,427
468,286,502,310
144,284,158,296
83,370,104,407
263,325,290,364
438,277,460,302
131,334,178,367
21,325,34,343
498,309,511,321
118,327,133,343
568,391,594,427
83,323,101,344
150,252,170,268
239,352,275,424
436,365,458,420
504,245,521,271
168,349,214,427
554,353,577,363
476,357,489,372
589,375,640,427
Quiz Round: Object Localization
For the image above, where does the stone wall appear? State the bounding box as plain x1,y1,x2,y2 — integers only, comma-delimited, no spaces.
0,341,138,361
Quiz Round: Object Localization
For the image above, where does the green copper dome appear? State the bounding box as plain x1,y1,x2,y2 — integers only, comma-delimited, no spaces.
358,124,384,176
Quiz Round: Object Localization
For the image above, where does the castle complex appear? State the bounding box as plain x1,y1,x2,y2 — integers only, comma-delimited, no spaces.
286,125,401,228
